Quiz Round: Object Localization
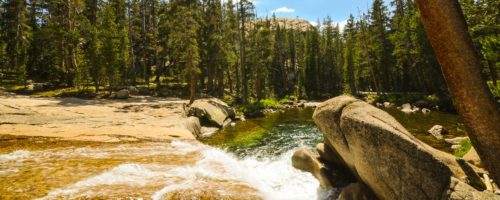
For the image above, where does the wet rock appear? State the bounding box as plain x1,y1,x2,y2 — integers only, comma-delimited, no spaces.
115,89,130,99
313,96,490,200
291,147,331,188
383,102,393,108
445,137,469,145
463,147,482,167
338,182,377,200
428,125,448,140
185,116,201,136
401,103,418,114
235,115,246,121
199,126,219,138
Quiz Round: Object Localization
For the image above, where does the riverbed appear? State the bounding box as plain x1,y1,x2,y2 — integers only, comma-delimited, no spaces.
0,103,465,199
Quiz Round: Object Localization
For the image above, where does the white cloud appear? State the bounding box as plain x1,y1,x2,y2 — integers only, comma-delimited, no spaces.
274,7,295,14
309,21,318,27
337,20,348,31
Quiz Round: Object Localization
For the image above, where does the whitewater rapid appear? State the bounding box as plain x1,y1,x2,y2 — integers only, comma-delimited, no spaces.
0,141,337,199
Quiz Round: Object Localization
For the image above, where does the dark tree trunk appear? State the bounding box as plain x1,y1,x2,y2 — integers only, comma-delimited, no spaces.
415,0,500,183
487,60,497,86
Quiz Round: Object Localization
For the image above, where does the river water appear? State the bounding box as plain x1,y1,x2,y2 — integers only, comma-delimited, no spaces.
0,107,464,199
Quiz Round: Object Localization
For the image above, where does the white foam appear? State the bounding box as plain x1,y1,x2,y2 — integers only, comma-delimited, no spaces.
154,146,333,200
0,150,30,161
40,163,171,199
39,142,335,200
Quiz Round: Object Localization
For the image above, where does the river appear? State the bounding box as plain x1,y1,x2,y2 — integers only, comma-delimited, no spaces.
0,107,464,199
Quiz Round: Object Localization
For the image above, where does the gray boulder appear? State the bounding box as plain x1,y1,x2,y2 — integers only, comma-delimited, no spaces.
115,89,130,99
313,96,494,200
188,98,235,127
128,86,139,95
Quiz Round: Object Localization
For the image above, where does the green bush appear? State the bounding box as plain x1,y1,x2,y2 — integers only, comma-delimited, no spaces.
454,138,472,157
425,94,440,105
258,99,280,109
487,81,500,98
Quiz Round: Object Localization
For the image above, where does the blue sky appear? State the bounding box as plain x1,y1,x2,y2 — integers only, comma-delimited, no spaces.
251,0,388,28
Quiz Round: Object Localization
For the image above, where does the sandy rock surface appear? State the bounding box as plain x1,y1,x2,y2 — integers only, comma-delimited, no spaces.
0,95,197,142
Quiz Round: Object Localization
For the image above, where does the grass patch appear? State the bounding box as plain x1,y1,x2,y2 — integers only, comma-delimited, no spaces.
454,138,472,157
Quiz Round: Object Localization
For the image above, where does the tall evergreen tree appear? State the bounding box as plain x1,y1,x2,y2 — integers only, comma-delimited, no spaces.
1,0,31,83
169,0,201,104
343,15,357,95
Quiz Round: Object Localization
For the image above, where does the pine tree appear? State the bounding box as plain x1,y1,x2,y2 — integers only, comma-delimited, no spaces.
344,15,357,95
369,0,393,92
237,0,254,104
169,0,201,104
1,0,31,83
222,0,239,94
304,24,320,98
100,3,119,93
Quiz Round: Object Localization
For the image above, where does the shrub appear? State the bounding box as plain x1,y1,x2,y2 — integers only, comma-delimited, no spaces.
454,138,472,157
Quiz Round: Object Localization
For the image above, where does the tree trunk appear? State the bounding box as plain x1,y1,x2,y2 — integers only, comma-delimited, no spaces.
487,60,497,86
415,0,500,183
188,73,198,105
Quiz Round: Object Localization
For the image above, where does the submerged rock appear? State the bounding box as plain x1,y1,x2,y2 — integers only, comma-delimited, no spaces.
313,96,494,200
199,126,220,138
428,125,448,140
445,137,469,145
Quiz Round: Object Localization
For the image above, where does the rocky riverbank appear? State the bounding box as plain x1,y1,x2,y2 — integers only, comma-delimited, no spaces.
0,94,200,142
292,96,500,200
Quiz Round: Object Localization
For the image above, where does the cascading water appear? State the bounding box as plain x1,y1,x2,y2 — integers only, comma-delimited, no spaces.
0,108,338,199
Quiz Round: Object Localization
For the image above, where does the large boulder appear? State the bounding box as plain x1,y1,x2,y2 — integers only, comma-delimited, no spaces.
188,98,235,127
313,96,495,200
